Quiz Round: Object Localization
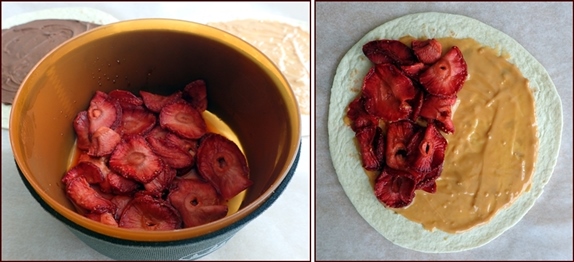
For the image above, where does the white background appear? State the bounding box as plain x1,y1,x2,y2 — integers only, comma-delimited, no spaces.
1,2,311,261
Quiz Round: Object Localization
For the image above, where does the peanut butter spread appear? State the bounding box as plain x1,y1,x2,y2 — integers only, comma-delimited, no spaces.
207,20,310,115
364,37,538,234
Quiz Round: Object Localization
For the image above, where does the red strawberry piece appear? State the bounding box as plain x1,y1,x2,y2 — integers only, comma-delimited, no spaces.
400,62,428,78
117,106,157,137
86,212,119,227
179,168,203,180
73,111,91,151
87,91,122,134
160,101,207,139
140,90,183,113
145,126,169,141
146,136,194,169
346,96,378,132
62,161,104,185
168,177,228,228
415,166,442,193
66,176,117,214
109,135,163,183
108,89,143,109
412,39,442,64
385,120,420,171
88,126,121,157
110,195,133,220
183,79,208,112
374,167,416,208
419,95,457,134
362,63,418,122
106,171,141,195
419,46,467,97
119,194,182,230
196,133,253,200
355,126,382,171
362,39,417,66
143,165,176,196
165,132,198,153
408,89,424,121
406,122,447,174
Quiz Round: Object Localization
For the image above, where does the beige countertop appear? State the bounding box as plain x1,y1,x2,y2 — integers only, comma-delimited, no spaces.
316,2,572,260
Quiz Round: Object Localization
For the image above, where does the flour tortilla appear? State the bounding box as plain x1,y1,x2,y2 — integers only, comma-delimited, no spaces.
328,12,562,252
1,7,118,129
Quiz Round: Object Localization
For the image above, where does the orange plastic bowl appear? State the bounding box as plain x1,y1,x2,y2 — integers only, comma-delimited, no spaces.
10,19,301,260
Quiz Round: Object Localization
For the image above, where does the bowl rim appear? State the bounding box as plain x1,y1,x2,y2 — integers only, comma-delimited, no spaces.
10,18,301,241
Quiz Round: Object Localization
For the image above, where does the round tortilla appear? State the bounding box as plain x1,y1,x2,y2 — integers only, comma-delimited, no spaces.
328,12,562,252
1,7,118,130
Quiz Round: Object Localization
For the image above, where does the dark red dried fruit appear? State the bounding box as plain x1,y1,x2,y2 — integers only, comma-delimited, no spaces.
419,95,457,134
374,167,416,208
168,177,228,228
362,63,418,122
109,135,163,183
183,79,208,112
346,96,378,132
62,161,104,185
140,90,183,113
108,89,144,109
412,39,442,64
143,165,177,196
87,91,122,134
117,106,156,137
160,101,207,139
196,133,253,200
66,176,116,214
385,120,419,171
419,46,467,97
407,123,447,174
119,194,182,230
88,126,121,157
73,111,91,151
363,40,417,66
146,136,194,169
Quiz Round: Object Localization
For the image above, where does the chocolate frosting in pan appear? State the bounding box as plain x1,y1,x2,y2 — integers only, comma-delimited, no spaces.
2,19,101,104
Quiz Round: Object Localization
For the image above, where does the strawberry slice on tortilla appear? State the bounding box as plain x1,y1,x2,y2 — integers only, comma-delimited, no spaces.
374,167,416,208
412,38,442,64
346,95,378,132
362,39,417,66
419,46,467,97
196,133,253,200
419,95,458,134
168,177,228,228
362,63,418,122
406,122,448,175
385,120,420,171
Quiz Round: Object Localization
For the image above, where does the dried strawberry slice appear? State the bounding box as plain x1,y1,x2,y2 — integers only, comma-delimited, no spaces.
86,212,118,227
407,123,447,174
168,177,228,228
104,171,141,195
119,194,182,230
415,166,442,193
108,89,143,109
362,64,418,122
362,40,417,66
73,111,91,151
400,62,428,78
146,136,194,169
419,95,457,134
145,126,169,141
88,126,121,157
110,195,133,220
355,126,384,171
160,101,207,140
66,176,116,214
183,79,208,112
419,46,467,97
140,90,183,113
412,39,442,64
196,133,253,200
62,161,104,185
87,91,122,134
385,120,420,171
143,164,176,196
346,96,378,132
109,135,163,183
117,106,156,137
374,167,416,208
165,133,198,154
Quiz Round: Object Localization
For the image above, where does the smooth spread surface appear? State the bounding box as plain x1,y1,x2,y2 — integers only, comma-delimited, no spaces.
327,11,562,253
207,19,310,115
389,36,538,233
2,19,101,104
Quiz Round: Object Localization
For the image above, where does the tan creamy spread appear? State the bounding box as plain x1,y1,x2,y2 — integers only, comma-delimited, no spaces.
365,37,538,233
207,19,310,115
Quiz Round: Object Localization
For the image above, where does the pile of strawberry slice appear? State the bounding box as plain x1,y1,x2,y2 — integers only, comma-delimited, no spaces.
348,39,467,208
61,80,253,230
